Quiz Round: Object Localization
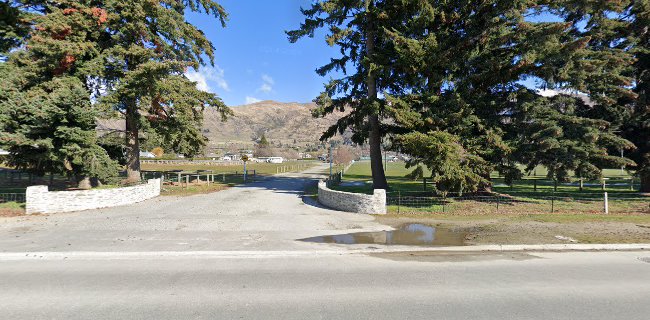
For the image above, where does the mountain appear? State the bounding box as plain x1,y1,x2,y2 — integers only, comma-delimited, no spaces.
96,100,348,154
202,100,347,151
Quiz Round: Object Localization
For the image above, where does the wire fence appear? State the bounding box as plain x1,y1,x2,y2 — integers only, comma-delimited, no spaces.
143,169,259,185
275,163,313,174
325,161,354,188
386,191,650,215
0,193,26,203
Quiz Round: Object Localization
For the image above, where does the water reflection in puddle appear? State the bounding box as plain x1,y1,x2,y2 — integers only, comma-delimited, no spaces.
299,223,466,246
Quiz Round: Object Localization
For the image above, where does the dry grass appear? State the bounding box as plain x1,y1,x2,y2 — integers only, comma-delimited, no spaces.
0,202,25,217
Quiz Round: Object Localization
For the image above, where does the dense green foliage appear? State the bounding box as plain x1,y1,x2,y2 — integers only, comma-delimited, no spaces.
291,0,647,193
288,0,393,189
0,2,119,187
0,0,231,186
625,0,650,191
0,1,37,53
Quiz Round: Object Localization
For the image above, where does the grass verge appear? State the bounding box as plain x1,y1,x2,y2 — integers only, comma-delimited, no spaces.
0,202,25,217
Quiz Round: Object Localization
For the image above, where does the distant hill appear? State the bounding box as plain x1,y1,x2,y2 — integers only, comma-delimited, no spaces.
97,100,348,153
202,100,348,151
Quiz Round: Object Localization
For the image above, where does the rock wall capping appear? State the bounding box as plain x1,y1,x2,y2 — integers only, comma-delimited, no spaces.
26,179,161,214
317,180,386,214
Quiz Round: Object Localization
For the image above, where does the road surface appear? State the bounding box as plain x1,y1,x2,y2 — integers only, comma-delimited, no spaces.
1,164,649,319
1,251,649,319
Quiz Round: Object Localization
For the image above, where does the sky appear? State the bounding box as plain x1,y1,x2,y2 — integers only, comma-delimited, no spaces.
185,0,338,106
184,2,571,107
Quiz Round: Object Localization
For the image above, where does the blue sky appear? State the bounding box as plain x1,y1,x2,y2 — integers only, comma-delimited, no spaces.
184,2,570,106
185,0,338,106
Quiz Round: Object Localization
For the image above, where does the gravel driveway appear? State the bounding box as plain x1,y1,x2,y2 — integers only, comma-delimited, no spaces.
0,164,387,253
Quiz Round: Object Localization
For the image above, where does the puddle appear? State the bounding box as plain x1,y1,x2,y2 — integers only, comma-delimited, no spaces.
372,251,538,262
299,223,467,246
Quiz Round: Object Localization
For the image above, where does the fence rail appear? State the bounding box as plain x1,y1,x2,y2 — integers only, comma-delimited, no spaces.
0,193,26,203
386,191,649,215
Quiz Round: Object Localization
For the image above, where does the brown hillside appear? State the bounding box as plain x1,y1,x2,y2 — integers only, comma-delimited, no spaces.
202,100,347,150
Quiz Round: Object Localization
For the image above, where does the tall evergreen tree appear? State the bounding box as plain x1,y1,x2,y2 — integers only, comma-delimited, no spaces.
288,0,392,189
627,0,650,191
1,0,231,184
95,0,231,181
373,0,634,193
0,1,48,54
552,0,648,191
0,1,120,188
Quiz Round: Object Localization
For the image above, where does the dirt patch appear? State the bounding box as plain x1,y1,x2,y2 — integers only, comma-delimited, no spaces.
376,215,650,244
371,251,540,262
0,208,25,217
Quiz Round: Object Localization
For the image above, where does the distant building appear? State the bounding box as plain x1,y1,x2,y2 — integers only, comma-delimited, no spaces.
140,151,156,158
0,149,9,156
223,153,241,161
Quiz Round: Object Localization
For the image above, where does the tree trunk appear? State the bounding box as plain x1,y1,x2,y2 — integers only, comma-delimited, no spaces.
125,99,141,182
365,0,388,190
641,169,650,193
77,176,91,189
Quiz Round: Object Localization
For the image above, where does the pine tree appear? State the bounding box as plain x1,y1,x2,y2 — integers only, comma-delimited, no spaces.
0,1,120,188
372,1,634,193
1,1,53,54
258,133,269,147
288,0,392,189
627,0,650,191
553,0,648,191
94,0,232,182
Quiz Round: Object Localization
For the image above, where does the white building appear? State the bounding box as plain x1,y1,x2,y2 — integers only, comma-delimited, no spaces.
267,157,284,164
139,151,156,158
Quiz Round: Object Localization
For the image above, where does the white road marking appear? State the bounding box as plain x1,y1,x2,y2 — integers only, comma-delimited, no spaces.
1,243,649,261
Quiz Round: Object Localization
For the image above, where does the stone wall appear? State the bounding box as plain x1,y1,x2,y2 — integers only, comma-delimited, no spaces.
317,180,386,214
26,179,161,214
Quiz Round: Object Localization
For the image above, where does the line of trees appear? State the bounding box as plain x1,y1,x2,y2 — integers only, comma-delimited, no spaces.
0,0,231,188
289,0,649,192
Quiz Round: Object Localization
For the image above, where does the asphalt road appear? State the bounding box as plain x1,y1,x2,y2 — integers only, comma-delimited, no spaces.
1,164,649,319
1,251,649,319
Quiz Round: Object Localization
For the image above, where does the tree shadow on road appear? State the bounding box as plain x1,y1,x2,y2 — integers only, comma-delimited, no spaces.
229,174,333,210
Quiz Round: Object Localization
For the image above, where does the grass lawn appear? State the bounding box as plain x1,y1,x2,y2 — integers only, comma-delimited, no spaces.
145,160,317,196
333,161,648,215
0,161,317,197
336,161,636,193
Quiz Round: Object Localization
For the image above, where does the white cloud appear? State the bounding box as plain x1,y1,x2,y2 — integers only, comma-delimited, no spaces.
185,65,230,93
259,83,273,93
261,74,274,85
257,74,274,93
185,71,210,92
245,96,262,104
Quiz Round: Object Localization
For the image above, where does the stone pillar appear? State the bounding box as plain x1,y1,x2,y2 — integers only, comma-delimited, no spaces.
26,185,50,215
372,189,387,214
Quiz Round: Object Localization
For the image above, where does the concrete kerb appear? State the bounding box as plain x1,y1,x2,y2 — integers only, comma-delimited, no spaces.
0,244,648,260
